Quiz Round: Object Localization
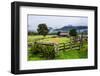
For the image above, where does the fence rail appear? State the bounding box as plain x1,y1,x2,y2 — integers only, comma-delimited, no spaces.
28,41,80,52
28,34,87,51
58,42,80,51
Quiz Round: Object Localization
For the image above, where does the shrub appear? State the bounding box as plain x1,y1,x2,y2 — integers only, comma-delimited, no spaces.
41,45,55,59
28,31,38,35
31,43,40,54
31,42,56,59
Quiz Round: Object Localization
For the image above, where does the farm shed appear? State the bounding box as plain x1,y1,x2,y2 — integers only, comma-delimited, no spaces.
59,32,69,37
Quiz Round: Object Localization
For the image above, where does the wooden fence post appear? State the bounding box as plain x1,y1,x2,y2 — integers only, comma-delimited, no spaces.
54,43,59,56
79,32,83,50
63,43,65,52
70,42,72,50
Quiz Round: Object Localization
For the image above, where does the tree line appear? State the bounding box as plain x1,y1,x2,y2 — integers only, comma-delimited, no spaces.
28,23,78,37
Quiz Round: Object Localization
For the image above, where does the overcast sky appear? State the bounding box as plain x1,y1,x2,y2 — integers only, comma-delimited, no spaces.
28,15,88,31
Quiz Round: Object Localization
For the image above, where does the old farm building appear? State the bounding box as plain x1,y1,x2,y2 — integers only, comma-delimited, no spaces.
59,32,69,37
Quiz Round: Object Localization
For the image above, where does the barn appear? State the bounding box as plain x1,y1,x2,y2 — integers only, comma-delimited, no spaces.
58,32,69,37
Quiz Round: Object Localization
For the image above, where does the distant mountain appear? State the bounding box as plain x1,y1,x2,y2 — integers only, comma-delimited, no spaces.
49,25,88,33
28,25,88,34
48,27,53,31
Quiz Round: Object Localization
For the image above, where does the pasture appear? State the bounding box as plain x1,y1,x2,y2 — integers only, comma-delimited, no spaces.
28,35,88,61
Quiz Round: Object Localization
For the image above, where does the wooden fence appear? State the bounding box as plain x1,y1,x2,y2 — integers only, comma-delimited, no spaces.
58,42,80,51
28,41,80,53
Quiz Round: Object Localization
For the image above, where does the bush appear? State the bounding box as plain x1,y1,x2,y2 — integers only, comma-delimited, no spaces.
28,31,38,35
42,45,55,59
31,42,56,59
48,32,57,35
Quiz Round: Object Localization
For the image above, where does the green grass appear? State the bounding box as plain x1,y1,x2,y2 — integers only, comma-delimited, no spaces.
28,35,55,42
56,47,87,59
28,53,46,60
28,35,88,61
28,48,87,61
56,50,80,59
39,37,70,43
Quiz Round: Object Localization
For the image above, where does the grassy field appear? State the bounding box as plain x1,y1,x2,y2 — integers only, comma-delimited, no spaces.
39,37,70,43
28,35,55,42
28,35,88,61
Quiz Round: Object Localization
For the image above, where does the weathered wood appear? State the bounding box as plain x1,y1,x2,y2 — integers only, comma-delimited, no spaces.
31,41,80,54
58,42,80,51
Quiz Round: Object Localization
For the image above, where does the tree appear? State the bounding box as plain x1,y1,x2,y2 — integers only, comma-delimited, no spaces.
69,29,77,36
37,23,49,37
69,29,77,42
57,31,61,36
